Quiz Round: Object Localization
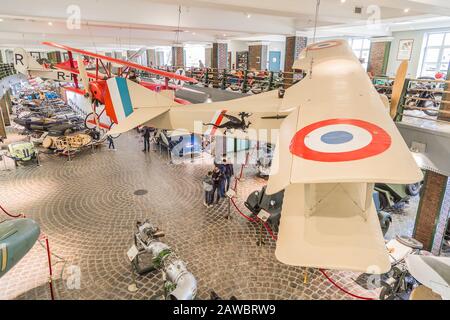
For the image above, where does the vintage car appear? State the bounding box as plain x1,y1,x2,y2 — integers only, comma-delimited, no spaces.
7,141,38,166
245,186,393,236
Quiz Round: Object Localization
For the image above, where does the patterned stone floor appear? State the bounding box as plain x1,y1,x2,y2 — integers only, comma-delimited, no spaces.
0,131,419,300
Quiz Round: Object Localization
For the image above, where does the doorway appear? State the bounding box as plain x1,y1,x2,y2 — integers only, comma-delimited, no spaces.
268,51,281,72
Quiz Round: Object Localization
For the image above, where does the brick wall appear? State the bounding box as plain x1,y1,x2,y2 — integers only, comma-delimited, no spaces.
368,42,391,76
248,45,268,70
284,36,307,73
171,47,184,67
414,171,449,251
211,43,228,87
212,43,228,70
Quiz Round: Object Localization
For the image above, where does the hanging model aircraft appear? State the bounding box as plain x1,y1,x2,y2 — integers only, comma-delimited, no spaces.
34,42,198,132
96,39,423,274
13,48,97,85
0,218,40,278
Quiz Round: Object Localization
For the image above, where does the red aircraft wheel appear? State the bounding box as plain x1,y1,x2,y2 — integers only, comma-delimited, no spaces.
84,112,99,130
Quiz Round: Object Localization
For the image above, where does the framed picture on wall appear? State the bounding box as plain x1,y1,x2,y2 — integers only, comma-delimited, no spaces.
397,39,414,61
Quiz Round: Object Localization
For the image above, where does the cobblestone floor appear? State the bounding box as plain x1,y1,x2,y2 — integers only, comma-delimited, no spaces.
0,131,418,300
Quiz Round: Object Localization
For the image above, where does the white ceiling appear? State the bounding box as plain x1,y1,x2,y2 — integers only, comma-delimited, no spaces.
1,0,450,50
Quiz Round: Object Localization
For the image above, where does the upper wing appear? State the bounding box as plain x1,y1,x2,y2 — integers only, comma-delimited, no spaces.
42,42,198,83
267,39,423,194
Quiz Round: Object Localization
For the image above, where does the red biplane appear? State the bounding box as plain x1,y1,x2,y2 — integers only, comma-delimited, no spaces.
41,42,197,133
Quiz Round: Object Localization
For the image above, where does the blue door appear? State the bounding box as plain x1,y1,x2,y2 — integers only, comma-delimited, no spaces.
268,51,281,72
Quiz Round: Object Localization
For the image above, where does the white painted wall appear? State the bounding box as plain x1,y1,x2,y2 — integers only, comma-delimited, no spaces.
386,27,450,78
385,30,426,78
228,40,248,69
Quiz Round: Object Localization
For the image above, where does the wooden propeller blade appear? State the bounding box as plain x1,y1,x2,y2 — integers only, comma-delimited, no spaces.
390,60,408,119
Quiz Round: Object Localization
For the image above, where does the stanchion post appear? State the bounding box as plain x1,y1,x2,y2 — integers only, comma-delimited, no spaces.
36,151,41,166
256,220,265,247
45,237,55,300
242,70,249,93
225,189,235,220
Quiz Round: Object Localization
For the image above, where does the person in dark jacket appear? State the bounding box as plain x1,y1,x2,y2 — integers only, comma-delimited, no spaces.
142,127,150,152
222,158,234,192
211,166,224,204
107,135,115,150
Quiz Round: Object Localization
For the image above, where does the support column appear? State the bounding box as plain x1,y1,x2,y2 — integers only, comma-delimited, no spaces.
146,49,156,67
368,40,391,77
284,36,307,85
211,42,228,88
413,170,449,253
438,63,450,121
171,46,184,68
248,42,268,70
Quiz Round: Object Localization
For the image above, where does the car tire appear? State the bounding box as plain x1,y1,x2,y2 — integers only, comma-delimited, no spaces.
407,183,421,196
379,282,395,300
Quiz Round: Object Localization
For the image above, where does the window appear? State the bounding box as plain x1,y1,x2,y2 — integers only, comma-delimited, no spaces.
348,38,371,70
184,46,205,68
419,32,450,78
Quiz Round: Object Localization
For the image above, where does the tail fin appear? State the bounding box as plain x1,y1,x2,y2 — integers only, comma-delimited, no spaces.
13,48,45,75
105,78,174,133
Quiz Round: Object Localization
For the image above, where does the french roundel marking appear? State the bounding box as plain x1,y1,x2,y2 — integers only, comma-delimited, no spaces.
290,119,391,162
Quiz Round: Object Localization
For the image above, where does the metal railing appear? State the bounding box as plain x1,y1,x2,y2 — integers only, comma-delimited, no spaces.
0,63,16,80
138,66,304,93
373,76,450,124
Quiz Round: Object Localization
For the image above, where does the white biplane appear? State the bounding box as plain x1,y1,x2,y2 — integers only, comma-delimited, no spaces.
97,39,424,273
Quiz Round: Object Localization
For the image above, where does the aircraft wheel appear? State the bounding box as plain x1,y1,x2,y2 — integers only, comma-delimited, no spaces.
379,283,395,300
406,183,421,196
379,215,391,236
108,123,121,139
84,112,99,130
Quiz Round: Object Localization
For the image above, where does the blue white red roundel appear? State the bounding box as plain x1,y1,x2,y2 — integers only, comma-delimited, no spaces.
290,119,391,162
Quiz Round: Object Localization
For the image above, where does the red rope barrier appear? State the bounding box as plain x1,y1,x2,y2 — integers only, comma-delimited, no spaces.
230,197,257,223
44,236,55,300
0,203,23,218
319,269,375,300
228,150,278,241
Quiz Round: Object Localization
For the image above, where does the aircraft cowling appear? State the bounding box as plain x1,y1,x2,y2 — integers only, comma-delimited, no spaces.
89,80,107,104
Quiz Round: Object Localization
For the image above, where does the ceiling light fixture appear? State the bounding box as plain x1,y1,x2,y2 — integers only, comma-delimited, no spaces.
246,13,251,18
223,34,227,37
404,8,410,13
340,0,346,3
48,21,53,26
0,18,3,22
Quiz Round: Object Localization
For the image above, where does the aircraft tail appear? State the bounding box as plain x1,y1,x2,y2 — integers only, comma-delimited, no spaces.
105,78,174,133
13,48,45,75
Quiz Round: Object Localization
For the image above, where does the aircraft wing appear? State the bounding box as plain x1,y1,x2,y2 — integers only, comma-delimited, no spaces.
266,39,423,274
267,39,423,194
275,183,391,273
42,42,198,83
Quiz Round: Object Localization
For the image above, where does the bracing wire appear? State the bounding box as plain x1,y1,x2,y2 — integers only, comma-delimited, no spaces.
312,0,321,44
